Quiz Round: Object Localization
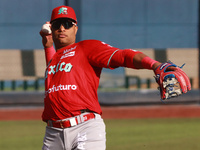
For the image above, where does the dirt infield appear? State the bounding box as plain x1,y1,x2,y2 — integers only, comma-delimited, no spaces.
0,104,200,120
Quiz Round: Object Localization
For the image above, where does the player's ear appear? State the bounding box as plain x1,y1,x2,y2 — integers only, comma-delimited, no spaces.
74,25,78,35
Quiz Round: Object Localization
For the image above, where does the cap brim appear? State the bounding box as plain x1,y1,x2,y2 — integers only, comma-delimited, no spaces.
50,18,77,23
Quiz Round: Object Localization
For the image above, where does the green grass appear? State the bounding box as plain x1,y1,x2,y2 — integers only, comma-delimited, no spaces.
0,118,200,150
0,121,45,150
106,118,200,150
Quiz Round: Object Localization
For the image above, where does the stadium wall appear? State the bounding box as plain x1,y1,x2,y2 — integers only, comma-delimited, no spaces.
0,0,198,49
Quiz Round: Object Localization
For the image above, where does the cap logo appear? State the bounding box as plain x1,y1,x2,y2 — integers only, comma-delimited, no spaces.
58,7,68,15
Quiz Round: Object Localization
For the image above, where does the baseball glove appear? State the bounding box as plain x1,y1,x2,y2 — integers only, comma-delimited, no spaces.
154,62,191,100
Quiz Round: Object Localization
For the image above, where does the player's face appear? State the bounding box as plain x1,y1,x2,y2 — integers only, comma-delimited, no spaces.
51,19,78,50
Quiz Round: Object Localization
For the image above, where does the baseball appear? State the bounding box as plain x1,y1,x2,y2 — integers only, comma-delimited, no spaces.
41,23,52,34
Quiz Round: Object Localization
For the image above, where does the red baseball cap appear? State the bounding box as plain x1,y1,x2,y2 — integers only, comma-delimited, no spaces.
50,6,77,23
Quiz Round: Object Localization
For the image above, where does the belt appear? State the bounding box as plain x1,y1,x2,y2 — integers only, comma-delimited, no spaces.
47,112,95,129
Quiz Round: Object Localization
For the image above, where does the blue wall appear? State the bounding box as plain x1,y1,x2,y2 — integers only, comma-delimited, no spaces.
81,0,198,49
0,0,64,49
0,0,198,49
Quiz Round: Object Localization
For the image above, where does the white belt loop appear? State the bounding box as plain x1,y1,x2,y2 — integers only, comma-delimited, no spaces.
94,113,101,119
69,118,77,126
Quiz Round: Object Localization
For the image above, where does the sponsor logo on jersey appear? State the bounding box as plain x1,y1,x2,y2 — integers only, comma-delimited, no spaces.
45,84,77,95
63,46,77,54
45,62,73,78
61,51,75,59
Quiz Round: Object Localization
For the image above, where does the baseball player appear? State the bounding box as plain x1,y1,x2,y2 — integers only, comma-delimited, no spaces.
40,5,191,150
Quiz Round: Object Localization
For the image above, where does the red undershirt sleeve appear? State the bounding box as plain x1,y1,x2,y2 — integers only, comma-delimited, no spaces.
44,46,56,65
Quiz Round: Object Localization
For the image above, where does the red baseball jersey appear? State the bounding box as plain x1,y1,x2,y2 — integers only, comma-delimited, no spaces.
42,40,141,121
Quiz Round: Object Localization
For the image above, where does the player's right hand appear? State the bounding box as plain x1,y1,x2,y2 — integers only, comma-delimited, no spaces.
39,22,54,48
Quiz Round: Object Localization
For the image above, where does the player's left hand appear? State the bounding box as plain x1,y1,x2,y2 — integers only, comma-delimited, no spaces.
154,62,191,100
